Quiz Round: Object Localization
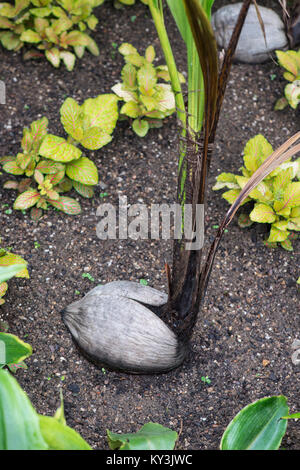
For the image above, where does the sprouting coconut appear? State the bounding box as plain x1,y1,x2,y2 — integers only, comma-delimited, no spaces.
62,1,300,374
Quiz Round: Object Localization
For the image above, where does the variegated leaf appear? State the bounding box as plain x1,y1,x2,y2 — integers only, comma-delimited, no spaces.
3,180,18,190
18,178,32,193
137,63,157,95
243,135,274,175
276,50,298,77
0,282,8,299
29,117,48,153
56,176,73,193
13,189,40,210
48,196,81,215
81,94,119,135
86,37,99,56
120,101,141,118
60,51,76,71
45,48,60,68
34,169,44,185
7,361,28,373
30,207,43,221
20,29,41,43
274,182,300,212
111,83,138,103
268,225,289,243
66,156,98,185
121,63,137,89
285,80,300,109
0,254,29,278
29,6,52,17
3,160,24,176
145,45,155,63
0,156,15,164
39,134,82,162
35,160,64,174
46,170,65,186
132,118,149,137
72,180,94,198
119,43,139,56
64,31,90,47
80,127,112,150
154,84,175,113
250,203,277,224
60,97,83,141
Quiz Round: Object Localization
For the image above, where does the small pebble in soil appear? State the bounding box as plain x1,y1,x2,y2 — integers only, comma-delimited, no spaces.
68,383,80,394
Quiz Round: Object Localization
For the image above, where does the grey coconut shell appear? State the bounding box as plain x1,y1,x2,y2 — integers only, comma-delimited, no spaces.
62,281,187,374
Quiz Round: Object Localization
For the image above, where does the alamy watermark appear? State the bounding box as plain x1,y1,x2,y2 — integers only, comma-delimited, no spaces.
0,81,5,104
96,196,204,250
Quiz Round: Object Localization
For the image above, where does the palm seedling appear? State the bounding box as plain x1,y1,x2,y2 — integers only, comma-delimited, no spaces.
62,0,300,374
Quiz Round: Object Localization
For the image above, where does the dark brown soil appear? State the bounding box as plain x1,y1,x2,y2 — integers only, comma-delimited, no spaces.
0,0,299,450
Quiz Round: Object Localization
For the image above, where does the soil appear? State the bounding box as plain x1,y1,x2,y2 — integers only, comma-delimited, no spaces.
0,0,299,451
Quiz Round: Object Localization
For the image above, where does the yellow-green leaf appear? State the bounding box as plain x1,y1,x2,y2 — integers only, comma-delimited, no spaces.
45,48,60,68
39,134,81,162
60,51,76,71
222,189,241,205
145,45,155,63
72,181,94,198
285,80,300,109
276,50,298,77
120,101,141,118
0,282,8,299
20,29,41,43
66,156,98,185
119,42,138,56
137,63,157,95
60,97,83,141
111,83,138,103
268,225,289,243
80,127,112,150
250,203,276,224
274,182,300,212
48,196,81,215
243,135,273,175
154,84,175,113
81,94,119,135
121,63,137,89
13,189,40,211
132,118,149,137
3,160,24,176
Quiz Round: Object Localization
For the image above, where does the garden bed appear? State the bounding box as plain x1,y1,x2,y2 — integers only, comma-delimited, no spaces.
0,0,299,450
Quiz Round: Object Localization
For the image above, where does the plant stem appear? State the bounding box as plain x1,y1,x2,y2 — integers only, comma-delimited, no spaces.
147,0,186,132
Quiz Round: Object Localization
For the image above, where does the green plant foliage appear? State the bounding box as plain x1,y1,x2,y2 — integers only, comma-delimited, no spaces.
275,49,300,110
220,396,289,450
39,415,91,450
112,42,185,137
0,369,91,449
107,422,178,450
1,94,119,219
0,0,104,70
0,369,48,450
113,0,148,9
0,249,29,305
213,134,300,250
0,332,32,369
